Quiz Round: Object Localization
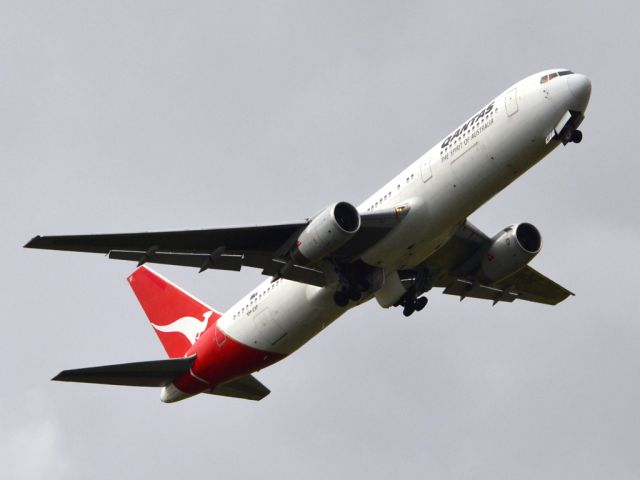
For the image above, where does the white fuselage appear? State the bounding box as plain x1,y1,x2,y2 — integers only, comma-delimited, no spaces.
217,70,589,356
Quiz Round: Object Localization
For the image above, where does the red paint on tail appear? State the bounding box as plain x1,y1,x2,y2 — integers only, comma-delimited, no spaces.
128,266,222,358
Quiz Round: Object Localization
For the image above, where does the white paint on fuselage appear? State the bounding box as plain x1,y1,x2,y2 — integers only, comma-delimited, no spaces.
218,70,588,356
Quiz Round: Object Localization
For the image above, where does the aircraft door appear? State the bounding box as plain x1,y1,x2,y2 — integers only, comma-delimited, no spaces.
253,307,287,347
420,152,433,182
505,88,518,116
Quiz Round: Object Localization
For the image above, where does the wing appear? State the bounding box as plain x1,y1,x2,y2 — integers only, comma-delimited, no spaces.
24,210,402,287
410,221,573,305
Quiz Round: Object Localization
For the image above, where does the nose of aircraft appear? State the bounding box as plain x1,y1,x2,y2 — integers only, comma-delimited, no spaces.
567,73,591,111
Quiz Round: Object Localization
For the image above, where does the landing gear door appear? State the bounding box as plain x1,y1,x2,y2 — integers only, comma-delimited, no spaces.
420,152,433,182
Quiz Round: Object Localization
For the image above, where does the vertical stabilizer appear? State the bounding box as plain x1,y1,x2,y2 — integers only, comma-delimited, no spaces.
128,266,221,358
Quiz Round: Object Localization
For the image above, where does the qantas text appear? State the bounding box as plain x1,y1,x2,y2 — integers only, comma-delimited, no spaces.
440,102,495,149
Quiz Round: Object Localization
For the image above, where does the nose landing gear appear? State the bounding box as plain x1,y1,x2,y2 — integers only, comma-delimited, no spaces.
562,128,582,144
571,129,583,143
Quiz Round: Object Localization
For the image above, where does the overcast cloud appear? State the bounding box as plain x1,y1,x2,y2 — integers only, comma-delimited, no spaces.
2,1,639,478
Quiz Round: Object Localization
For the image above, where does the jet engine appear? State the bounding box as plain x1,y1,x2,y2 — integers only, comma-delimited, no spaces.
291,201,361,265
479,223,542,283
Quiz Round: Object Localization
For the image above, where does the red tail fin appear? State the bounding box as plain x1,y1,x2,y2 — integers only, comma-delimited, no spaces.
128,266,222,358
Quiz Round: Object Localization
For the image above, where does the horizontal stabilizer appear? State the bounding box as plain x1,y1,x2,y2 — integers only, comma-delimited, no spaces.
207,374,271,401
52,356,196,387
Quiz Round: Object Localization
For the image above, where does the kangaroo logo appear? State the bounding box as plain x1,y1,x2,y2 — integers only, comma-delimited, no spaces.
151,311,213,345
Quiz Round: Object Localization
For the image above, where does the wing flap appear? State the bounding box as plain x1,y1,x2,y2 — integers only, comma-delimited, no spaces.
109,250,243,271
254,256,326,287
52,356,196,387
493,266,574,305
439,267,573,305
443,279,518,303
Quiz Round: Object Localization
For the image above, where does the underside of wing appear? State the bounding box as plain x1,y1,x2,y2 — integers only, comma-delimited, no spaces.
440,266,573,305
490,265,573,305
24,208,405,287
408,220,573,306
25,224,303,256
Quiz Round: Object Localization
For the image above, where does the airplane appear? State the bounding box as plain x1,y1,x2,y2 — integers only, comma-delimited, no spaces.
25,69,591,402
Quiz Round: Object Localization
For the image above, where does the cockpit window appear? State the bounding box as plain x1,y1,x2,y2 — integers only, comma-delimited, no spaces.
540,70,574,84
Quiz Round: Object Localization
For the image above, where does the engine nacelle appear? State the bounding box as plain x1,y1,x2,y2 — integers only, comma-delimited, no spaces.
292,201,361,265
480,223,542,283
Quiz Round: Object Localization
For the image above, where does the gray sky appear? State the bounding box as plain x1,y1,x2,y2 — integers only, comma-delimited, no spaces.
2,1,639,478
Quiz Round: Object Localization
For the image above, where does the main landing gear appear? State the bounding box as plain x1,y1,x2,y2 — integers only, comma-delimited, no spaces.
396,267,431,317
331,260,381,307
401,295,428,317
333,284,366,307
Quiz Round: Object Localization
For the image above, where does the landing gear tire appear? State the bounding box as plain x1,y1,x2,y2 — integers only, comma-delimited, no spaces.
562,129,583,144
347,286,362,302
333,291,349,307
571,129,583,143
400,294,428,316
415,296,428,311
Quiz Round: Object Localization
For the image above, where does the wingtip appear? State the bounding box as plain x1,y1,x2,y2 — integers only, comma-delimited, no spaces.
253,385,271,400
23,236,42,249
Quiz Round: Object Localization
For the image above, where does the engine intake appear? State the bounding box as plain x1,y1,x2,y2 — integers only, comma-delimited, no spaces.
292,202,361,265
480,223,542,283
